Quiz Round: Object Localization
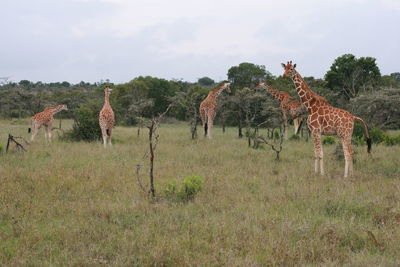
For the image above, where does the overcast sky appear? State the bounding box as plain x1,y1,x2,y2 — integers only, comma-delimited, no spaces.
1,0,399,84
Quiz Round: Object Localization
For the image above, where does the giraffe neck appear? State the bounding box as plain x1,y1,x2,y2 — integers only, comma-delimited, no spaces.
50,105,65,115
290,71,316,113
214,86,226,97
260,84,285,102
209,85,226,100
104,92,111,106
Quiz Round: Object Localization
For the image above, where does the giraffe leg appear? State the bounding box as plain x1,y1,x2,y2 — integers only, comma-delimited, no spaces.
207,112,215,139
341,136,353,177
293,117,300,135
47,123,53,143
311,131,324,175
44,126,49,142
31,123,40,142
101,127,107,147
108,128,113,146
200,108,206,131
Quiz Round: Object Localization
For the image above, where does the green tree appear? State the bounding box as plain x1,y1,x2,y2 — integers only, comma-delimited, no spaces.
134,76,181,115
227,62,271,90
197,77,215,87
325,54,381,98
350,88,400,129
390,72,400,82
227,62,271,137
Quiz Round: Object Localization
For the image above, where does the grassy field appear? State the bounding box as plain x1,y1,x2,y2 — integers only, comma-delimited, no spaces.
1,119,400,265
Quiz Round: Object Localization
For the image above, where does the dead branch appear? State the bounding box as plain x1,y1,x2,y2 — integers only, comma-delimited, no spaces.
135,104,173,198
6,134,29,153
256,134,284,160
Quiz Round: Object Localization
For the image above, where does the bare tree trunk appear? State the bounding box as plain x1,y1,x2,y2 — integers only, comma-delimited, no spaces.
148,121,155,198
191,108,198,139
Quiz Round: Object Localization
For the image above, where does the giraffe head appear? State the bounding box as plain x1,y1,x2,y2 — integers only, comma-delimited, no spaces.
255,82,270,90
281,61,297,78
58,104,68,111
105,87,112,94
221,82,231,93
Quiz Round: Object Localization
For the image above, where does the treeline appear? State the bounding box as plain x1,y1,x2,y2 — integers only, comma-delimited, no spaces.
1,54,400,130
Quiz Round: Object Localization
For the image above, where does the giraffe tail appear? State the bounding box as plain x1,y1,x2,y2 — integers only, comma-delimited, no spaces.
354,116,371,153
204,122,208,137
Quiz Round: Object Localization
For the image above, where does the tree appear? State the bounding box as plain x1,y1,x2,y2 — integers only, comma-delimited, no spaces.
227,62,271,137
351,88,400,129
171,85,208,139
134,76,181,115
325,54,381,98
197,77,215,87
227,62,271,90
390,72,400,82
112,80,153,125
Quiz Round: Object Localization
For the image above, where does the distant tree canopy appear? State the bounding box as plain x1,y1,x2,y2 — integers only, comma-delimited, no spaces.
1,58,399,131
351,88,400,129
227,62,272,90
325,54,381,98
197,77,215,86
390,72,400,81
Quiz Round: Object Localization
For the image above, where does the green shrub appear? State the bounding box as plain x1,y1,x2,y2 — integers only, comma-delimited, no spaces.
163,179,178,199
180,175,204,201
289,134,300,141
352,136,366,146
118,120,128,127
352,121,365,139
354,123,385,144
164,175,204,202
274,130,281,139
369,127,385,144
63,106,102,142
0,144,3,153
383,134,400,146
322,136,336,145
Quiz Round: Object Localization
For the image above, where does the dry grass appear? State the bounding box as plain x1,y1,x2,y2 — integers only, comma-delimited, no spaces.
1,119,400,265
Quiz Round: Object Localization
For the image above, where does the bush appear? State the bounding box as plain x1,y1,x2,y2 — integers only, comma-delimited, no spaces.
274,130,281,139
164,175,204,202
383,134,400,146
369,127,385,144
353,121,365,139
289,134,300,141
354,123,385,144
63,106,102,142
322,136,336,145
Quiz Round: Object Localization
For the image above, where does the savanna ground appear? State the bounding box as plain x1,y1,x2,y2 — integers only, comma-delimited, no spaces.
1,119,400,266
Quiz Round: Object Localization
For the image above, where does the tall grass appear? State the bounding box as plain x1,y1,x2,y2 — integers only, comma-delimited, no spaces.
1,119,399,265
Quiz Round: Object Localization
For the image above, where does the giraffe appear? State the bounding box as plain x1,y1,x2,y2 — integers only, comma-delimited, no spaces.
281,61,371,177
99,87,115,147
29,104,68,142
256,82,304,139
199,82,231,139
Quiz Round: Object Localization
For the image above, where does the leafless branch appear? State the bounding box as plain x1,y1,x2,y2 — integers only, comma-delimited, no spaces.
6,134,29,153
135,104,174,198
256,133,284,160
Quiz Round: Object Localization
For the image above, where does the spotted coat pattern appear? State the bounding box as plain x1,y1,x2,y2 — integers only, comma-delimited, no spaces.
282,61,370,177
99,87,115,147
30,104,68,142
256,82,304,138
199,82,231,139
